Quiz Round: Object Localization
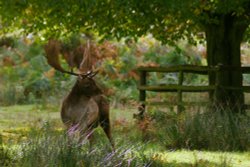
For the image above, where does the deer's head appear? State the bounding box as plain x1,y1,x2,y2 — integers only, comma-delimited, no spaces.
75,71,102,96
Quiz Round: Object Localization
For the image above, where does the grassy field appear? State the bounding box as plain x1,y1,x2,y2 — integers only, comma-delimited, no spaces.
0,105,250,167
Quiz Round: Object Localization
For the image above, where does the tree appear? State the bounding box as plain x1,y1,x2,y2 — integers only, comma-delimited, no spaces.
1,0,250,111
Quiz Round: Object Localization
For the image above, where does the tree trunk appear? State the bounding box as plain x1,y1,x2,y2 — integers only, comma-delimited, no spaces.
205,14,248,112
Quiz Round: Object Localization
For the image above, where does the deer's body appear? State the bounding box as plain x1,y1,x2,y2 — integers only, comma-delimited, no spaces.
61,96,99,132
61,76,113,147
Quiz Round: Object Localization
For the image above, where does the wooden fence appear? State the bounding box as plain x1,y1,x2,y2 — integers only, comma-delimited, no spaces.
137,65,250,114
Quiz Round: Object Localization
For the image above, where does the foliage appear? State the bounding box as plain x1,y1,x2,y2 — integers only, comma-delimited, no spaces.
1,0,249,110
1,0,250,109
0,38,74,105
0,1,249,43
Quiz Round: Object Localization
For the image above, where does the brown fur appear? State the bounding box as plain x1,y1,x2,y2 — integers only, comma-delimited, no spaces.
61,76,114,148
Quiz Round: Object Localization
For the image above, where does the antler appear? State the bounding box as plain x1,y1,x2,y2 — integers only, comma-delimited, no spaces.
86,69,99,78
44,39,100,79
44,39,88,77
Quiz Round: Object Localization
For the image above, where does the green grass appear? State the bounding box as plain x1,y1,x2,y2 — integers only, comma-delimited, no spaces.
0,104,60,129
0,105,250,167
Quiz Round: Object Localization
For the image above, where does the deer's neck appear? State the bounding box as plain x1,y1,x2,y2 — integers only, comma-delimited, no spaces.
69,84,91,98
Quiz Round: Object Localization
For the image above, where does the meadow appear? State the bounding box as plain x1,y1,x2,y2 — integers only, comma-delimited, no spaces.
0,104,249,167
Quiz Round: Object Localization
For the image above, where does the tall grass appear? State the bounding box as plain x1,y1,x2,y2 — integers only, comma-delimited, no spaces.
2,129,235,167
152,107,250,151
11,124,151,167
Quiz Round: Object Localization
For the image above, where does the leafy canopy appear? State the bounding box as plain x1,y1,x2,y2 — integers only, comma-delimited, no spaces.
0,0,250,43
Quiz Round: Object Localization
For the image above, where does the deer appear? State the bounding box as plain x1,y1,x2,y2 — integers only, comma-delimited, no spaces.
44,40,114,149
62,71,114,149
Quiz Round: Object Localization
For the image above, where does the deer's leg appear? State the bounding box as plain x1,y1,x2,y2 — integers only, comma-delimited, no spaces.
95,95,114,149
66,123,80,146
100,118,114,149
78,128,96,153
78,122,97,147
99,105,114,149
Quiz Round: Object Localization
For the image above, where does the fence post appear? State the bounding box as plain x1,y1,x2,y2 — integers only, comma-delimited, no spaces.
138,70,147,116
208,67,215,102
177,70,184,113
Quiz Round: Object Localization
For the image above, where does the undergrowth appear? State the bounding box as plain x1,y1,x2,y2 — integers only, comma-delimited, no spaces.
146,107,250,151
1,127,236,167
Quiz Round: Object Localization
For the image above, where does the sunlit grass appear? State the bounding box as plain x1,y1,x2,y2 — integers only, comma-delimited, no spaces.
146,150,250,167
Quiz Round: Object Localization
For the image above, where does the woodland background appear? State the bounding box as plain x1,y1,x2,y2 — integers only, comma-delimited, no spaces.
0,36,250,167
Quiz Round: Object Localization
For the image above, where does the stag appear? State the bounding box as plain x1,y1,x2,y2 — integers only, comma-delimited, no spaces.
61,71,114,148
44,40,114,148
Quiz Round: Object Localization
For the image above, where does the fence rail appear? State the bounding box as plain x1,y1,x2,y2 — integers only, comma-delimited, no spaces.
137,65,250,114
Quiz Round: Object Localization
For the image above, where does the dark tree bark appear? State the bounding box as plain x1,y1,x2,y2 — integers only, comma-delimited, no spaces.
205,14,249,112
